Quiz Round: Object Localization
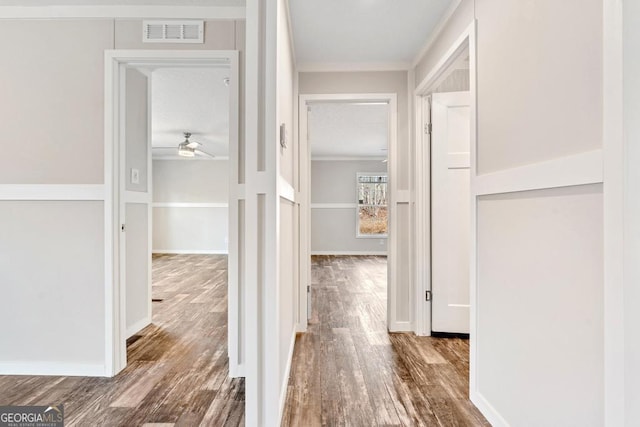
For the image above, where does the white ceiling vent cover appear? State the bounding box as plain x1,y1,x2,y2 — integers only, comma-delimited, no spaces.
143,20,204,44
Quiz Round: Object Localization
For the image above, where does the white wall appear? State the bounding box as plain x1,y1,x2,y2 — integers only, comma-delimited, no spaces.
477,185,603,426
275,0,298,423
311,160,387,254
0,201,105,374
152,159,229,254
624,0,640,424
0,17,243,377
412,0,606,424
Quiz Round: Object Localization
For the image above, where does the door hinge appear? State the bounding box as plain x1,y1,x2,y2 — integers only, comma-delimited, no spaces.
121,224,126,232
307,285,310,293
425,290,432,301
424,123,432,135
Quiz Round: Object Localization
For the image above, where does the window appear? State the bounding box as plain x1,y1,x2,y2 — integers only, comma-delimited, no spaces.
357,173,388,237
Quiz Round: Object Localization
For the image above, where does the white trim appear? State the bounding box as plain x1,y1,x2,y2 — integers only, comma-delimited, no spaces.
125,191,151,204
0,6,246,19
415,25,471,95
283,0,297,69
310,203,357,209
474,150,603,196
311,251,387,256
470,392,510,427
0,362,106,378
152,202,229,208
151,155,230,161
0,184,104,201
152,249,229,255
278,330,297,421
602,0,625,425
413,94,430,337
299,93,398,335
126,317,151,339
311,156,387,162
412,0,463,67
278,176,296,203
297,61,410,73
388,320,413,333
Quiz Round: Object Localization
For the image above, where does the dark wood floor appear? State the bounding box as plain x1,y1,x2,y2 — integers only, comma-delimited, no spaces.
0,254,244,427
282,255,489,427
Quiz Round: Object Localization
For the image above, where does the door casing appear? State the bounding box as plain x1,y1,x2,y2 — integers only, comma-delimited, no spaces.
104,50,241,377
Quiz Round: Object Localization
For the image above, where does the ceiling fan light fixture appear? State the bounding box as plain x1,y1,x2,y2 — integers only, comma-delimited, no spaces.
178,142,195,157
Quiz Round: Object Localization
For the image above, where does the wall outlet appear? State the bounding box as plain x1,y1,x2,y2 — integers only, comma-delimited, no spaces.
130,168,140,184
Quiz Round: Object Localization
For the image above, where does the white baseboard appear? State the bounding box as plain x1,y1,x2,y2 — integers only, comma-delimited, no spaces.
228,362,245,379
278,330,297,424
126,317,151,339
0,362,107,377
311,251,387,256
389,320,413,332
152,249,229,255
470,390,510,427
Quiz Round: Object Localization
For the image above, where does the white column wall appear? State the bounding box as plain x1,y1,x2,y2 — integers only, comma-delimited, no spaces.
623,0,640,424
413,0,606,425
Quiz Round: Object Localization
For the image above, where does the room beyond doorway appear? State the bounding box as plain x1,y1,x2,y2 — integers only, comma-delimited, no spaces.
299,94,405,332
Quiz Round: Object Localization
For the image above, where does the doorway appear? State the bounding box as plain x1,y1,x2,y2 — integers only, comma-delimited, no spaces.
298,94,398,331
104,50,242,378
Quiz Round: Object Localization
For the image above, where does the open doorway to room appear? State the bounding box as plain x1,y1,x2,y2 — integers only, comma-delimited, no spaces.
104,50,243,424
307,101,390,326
147,67,232,352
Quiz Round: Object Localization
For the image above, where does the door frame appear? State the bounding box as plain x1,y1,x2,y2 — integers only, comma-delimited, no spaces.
414,17,477,393
103,50,240,376
297,93,398,332
414,22,475,337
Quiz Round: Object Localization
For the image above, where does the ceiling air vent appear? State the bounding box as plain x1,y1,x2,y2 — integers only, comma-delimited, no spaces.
142,20,204,44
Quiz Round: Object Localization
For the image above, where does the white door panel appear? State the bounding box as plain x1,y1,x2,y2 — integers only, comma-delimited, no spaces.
431,91,471,334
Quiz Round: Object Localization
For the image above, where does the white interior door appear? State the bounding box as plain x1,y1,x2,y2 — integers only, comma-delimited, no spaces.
121,67,152,342
431,91,471,334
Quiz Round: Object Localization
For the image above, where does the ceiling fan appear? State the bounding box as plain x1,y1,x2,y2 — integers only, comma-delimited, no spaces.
177,132,215,158
154,132,215,158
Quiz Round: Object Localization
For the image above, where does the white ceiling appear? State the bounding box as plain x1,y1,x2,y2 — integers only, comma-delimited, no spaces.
1,0,244,5
309,103,389,159
151,67,230,159
289,0,454,66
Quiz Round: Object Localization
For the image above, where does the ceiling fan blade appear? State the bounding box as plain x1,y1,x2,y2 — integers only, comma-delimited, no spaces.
186,141,201,148
194,149,215,159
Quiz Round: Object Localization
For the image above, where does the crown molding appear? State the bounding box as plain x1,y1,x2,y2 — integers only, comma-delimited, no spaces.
0,6,245,19
311,156,387,162
297,61,410,73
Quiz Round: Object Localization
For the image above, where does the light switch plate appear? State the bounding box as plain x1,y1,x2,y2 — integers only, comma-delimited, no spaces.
131,168,140,184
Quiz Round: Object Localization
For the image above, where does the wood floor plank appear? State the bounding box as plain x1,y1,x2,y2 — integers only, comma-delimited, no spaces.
282,255,489,427
0,254,243,427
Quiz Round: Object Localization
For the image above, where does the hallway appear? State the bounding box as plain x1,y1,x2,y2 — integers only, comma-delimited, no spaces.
282,255,488,426
0,254,244,426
